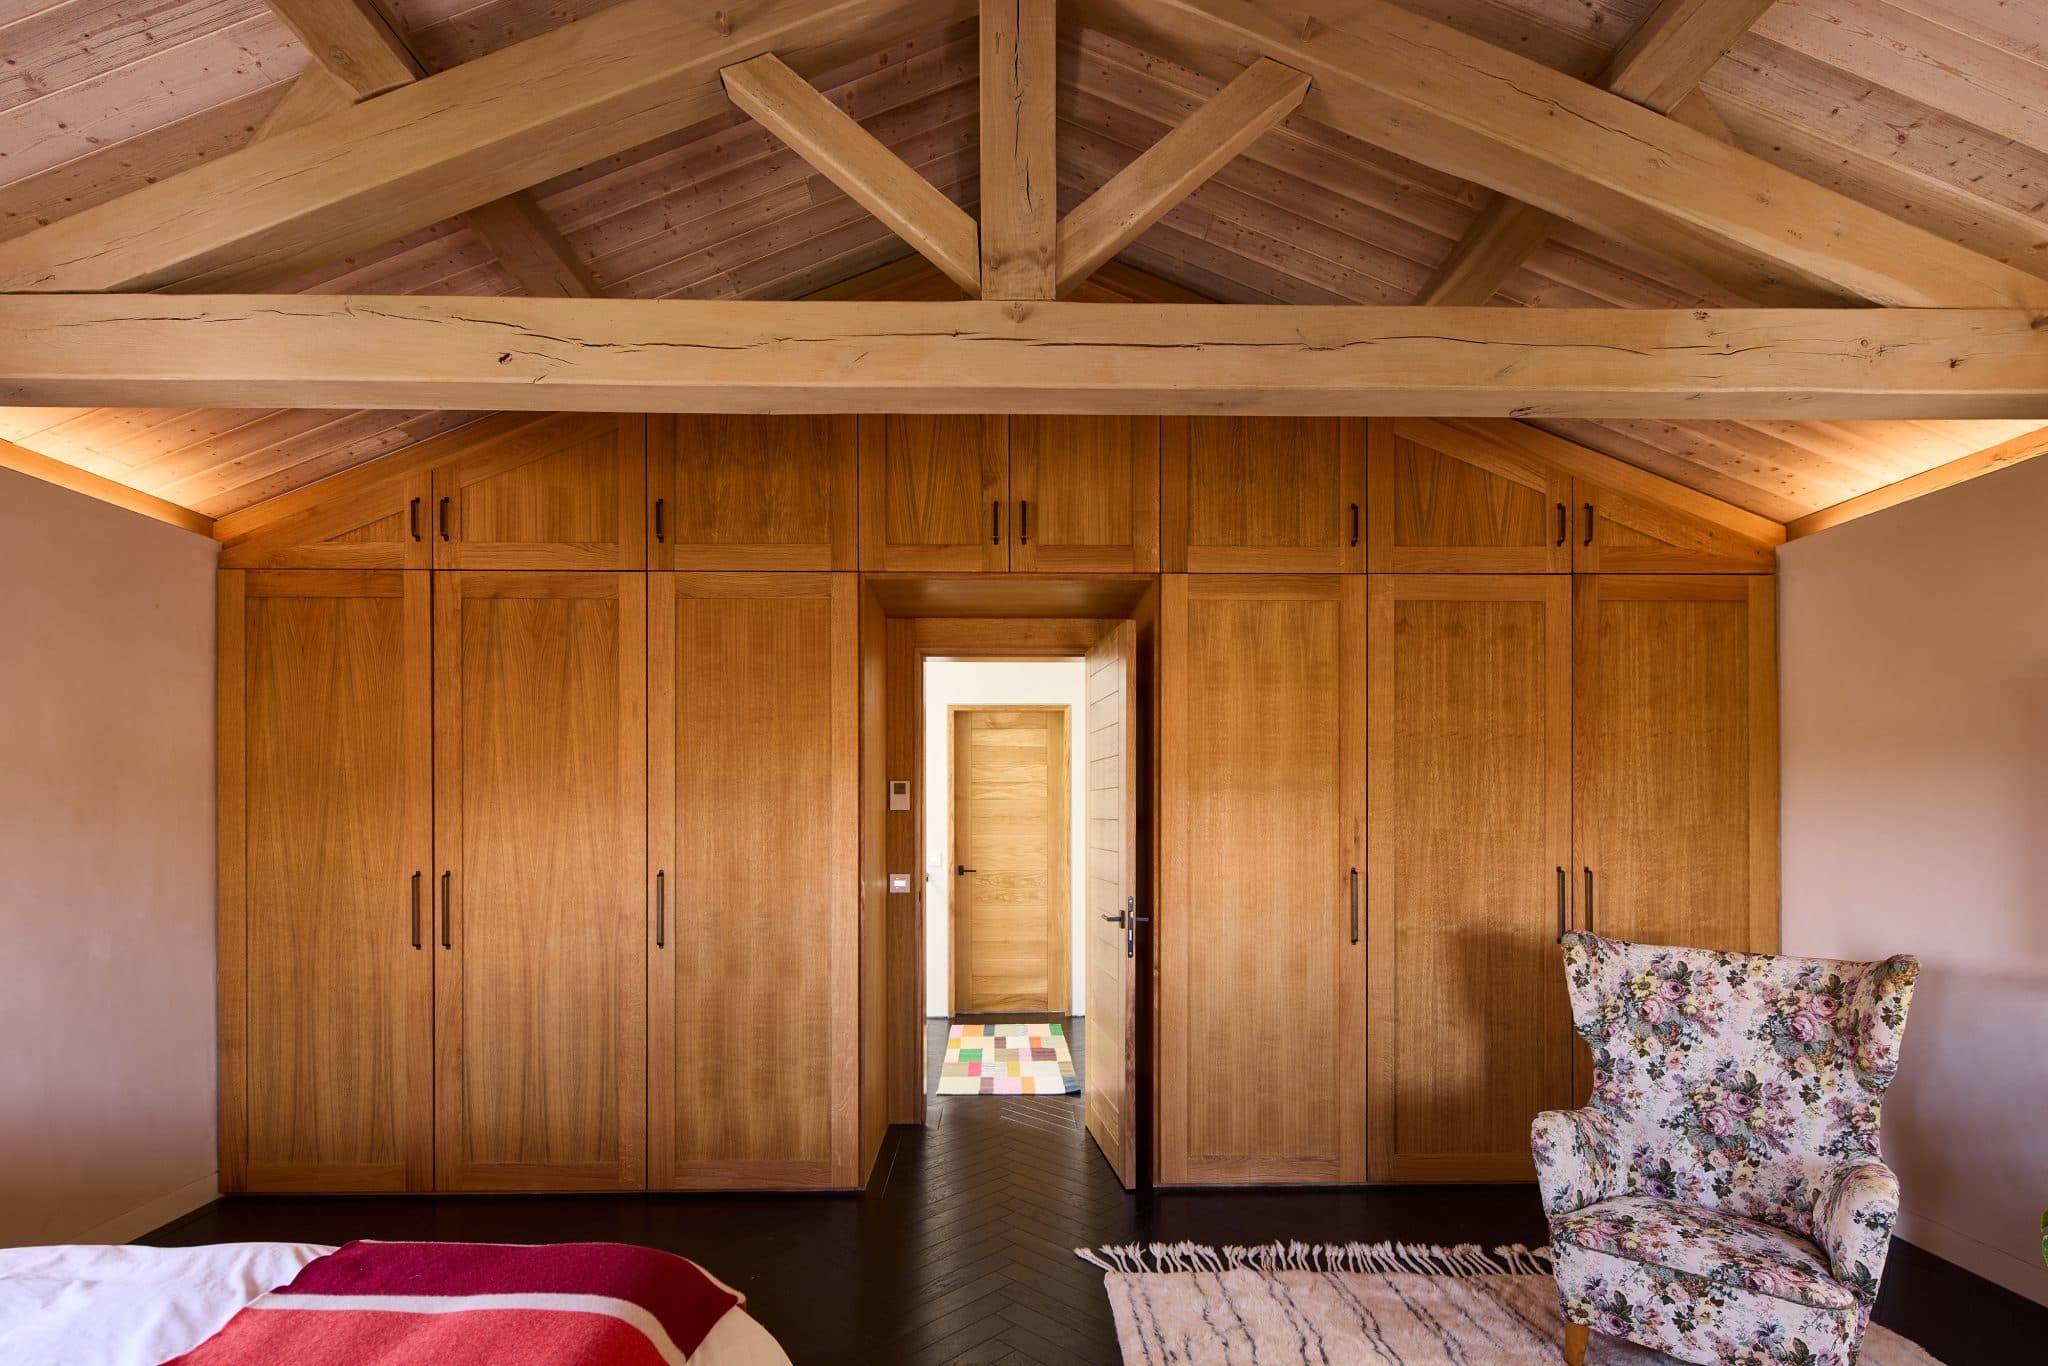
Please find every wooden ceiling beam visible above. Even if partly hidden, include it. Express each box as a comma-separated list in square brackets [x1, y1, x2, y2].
[0, 436, 215, 537]
[1785, 426, 2048, 539]
[1421, 0, 1780, 306]
[2, 296, 2042, 420]
[0, 0, 973, 294]
[1056, 56, 1306, 295]
[978, 0, 1059, 299]
[252, 66, 359, 144]
[265, 0, 418, 99]
[722, 53, 981, 295]
[1075, 0, 2048, 308]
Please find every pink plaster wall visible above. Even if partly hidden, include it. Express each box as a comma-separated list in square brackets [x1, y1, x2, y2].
[1778, 454, 2048, 1305]
[0, 467, 220, 1245]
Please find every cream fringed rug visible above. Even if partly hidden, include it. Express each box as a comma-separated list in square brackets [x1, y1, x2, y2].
[1076, 1242, 1942, 1365]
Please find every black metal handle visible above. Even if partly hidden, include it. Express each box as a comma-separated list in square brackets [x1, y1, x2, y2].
[1556, 866, 1567, 939]
[439, 871, 452, 949]
[1555, 502, 1567, 548]
[956, 864, 976, 876]
[1349, 867, 1360, 944]
[1584, 867, 1595, 935]
[654, 498, 666, 544]
[991, 500, 1001, 545]
[439, 496, 451, 541]
[655, 869, 666, 948]
[1583, 502, 1594, 547]
[1019, 499, 1029, 545]
[410, 497, 422, 542]
[411, 871, 422, 949]
[1349, 502, 1360, 547]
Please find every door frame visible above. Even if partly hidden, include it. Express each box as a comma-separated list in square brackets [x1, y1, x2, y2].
[945, 703, 1073, 1017]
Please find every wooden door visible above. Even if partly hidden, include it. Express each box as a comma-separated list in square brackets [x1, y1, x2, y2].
[1575, 576, 1778, 955]
[1083, 621, 1140, 1188]
[1162, 418, 1365, 572]
[649, 415, 857, 570]
[218, 570, 433, 1193]
[1159, 575, 1366, 1184]
[1366, 576, 1573, 1182]
[950, 708, 1071, 1014]
[431, 413, 645, 570]
[1576, 480, 1775, 573]
[1010, 416, 1160, 572]
[859, 415, 1008, 571]
[649, 573, 860, 1190]
[1366, 419, 1572, 573]
[218, 473, 433, 570]
[433, 571, 646, 1191]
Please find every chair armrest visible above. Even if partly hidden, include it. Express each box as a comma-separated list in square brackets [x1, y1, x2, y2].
[1813, 1158, 1901, 1303]
[1531, 1108, 1623, 1217]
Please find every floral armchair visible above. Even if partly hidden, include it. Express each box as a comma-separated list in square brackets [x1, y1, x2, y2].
[1533, 932, 1919, 1366]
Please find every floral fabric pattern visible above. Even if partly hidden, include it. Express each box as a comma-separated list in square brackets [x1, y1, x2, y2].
[1534, 933, 1918, 1364]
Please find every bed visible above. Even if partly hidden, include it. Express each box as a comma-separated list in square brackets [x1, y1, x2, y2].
[0, 1240, 793, 1365]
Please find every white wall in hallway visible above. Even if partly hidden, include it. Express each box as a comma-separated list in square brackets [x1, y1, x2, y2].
[923, 659, 1089, 1018]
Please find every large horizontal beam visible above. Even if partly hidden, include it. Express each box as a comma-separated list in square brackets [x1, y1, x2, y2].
[0, 0, 970, 293]
[1076, 0, 2048, 309]
[0, 297, 2042, 419]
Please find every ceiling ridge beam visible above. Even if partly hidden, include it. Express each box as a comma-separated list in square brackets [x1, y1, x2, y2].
[978, 0, 1058, 299]
[1056, 56, 1307, 295]
[722, 52, 981, 294]
[1785, 426, 2048, 539]
[1073, 0, 2048, 308]
[3, 296, 2042, 420]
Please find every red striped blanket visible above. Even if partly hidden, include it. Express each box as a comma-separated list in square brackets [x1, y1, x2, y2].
[162, 1241, 746, 1365]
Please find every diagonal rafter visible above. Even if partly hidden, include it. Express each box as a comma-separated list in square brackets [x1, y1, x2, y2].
[1420, 0, 1781, 305]
[1055, 56, 1307, 295]
[722, 53, 982, 295]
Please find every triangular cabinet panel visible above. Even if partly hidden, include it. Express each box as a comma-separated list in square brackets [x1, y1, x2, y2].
[1366, 418, 1572, 573]
[1575, 480, 1775, 573]
[218, 472, 433, 569]
[431, 413, 646, 570]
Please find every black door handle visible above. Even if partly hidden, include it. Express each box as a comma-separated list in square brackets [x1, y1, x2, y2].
[1556, 866, 1568, 939]
[991, 500, 1001, 545]
[411, 871, 422, 949]
[956, 864, 976, 876]
[1555, 502, 1567, 548]
[438, 496, 451, 541]
[655, 869, 666, 949]
[409, 497, 422, 542]
[1583, 502, 1595, 547]
[1349, 502, 1360, 547]
[1350, 867, 1360, 944]
[1584, 867, 1595, 935]
[1019, 499, 1029, 545]
[439, 871, 452, 949]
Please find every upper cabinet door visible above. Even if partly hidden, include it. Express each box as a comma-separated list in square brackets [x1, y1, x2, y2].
[650, 415, 857, 571]
[431, 414, 646, 570]
[1576, 479, 1776, 573]
[1366, 419, 1572, 573]
[1010, 416, 1160, 573]
[1163, 417, 1365, 572]
[218, 473, 434, 570]
[859, 415, 1008, 572]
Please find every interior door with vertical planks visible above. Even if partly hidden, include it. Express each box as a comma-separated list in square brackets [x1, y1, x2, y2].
[1574, 575, 1779, 956]
[1365, 575, 1573, 1182]
[218, 570, 432, 1193]
[1083, 621, 1140, 1188]
[1010, 416, 1161, 572]
[649, 573, 860, 1189]
[1159, 575, 1366, 1184]
[433, 571, 647, 1191]
[951, 708, 1071, 1015]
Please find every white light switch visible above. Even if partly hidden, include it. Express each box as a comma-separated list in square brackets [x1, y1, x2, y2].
[888, 873, 913, 894]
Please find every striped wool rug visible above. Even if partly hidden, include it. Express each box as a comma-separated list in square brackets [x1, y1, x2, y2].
[1077, 1242, 1941, 1365]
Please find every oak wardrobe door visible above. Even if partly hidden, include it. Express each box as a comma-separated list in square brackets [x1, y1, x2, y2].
[1009, 416, 1160, 572]
[649, 574, 860, 1189]
[1365, 575, 1573, 1182]
[1162, 418, 1365, 572]
[1159, 575, 1366, 1184]
[433, 571, 647, 1191]
[218, 570, 432, 1193]
[1574, 575, 1778, 955]
[858, 415, 1008, 571]
[649, 414, 857, 570]
[1365, 419, 1572, 573]
[431, 413, 646, 570]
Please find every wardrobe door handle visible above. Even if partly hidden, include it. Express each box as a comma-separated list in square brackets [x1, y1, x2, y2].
[1555, 502, 1567, 548]
[654, 498, 666, 544]
[991, 500, 1002, 545]
[438, 497, 451, 541]
[1349, 502, 1360, 547]
[1556, 866, 1567, 939]
[655, 870, 666, 949]
[411, 871, 422, 949]
[1583, 867, 1595, 936]
[409, 497, 422, 543]
[1349, 867, 1360, 945]
[439, 871, 452, 949]
[1018, 499, 1029, 545]
[1583, 502, 1594, 547]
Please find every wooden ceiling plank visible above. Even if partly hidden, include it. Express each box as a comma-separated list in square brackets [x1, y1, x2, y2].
[978, 0, 1058, 298]
[3, 295, 2043, 420]
[0, 0, 975, 293]
[1074, 0, 2048, 308]
[721, 51, 981, 294]
[265, 0, 420, 99]
[1419, 0, 1780, 305]
[1055, 56, 1306, 294]
[0, 435, 215, 536]
[1786, 425, 2048, 538]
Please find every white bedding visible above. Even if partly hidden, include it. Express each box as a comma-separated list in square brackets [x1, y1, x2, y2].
[0, 1241, 792, 1365]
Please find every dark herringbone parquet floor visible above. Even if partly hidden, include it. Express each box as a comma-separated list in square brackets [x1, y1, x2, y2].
[146, 1015, 2041, 1365]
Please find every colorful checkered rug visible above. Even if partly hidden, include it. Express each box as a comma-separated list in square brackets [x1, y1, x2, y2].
[938, 1022, 1080, 1095]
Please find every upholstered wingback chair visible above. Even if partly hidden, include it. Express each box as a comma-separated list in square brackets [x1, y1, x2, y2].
[1534, 932, 1919, 1366]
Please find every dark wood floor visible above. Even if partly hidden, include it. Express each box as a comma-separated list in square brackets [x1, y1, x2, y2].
[147, 1015, 2042, 1364]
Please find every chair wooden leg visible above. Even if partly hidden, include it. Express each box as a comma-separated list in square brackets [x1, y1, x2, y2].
[1562, 1321, 1590, 1365]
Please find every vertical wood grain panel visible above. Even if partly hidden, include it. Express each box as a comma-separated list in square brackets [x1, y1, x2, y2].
[1083, 619, 1139, 1188]
[431, 414, 645, 571]
[1163, 418, 1365, 572]
[1010, 416, 1160, 572]
[859, 415, 1009, 571]
[950, 707, 1069, 1014]
[650, 414, 857, 570]
[1365, 418, 1573, 573]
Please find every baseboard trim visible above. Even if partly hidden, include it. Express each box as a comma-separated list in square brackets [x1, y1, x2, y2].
[1897, 1211, 2048, 1308]
[72, 1173, 221, 1245]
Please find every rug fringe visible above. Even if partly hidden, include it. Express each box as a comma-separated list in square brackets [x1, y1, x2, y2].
[1075, 1240, 1553, 1277]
